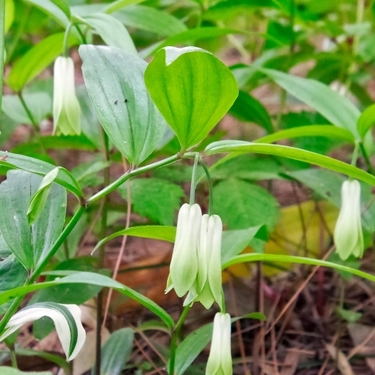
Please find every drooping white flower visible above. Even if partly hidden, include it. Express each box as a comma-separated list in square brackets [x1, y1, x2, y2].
[0, 302, 86, 361]
[206, 313, 232, 375]
[53, 56, 81, 135]
[185, 214, 223, 309]
[334, 179, 364, 260]
[166, 203, 202, 297]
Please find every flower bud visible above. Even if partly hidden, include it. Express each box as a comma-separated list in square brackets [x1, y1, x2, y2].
[206, 313, 232, 375]
[185, 214, 223, 309]
[53, 56, 81, 135]
[334, 179, 364, 260]
[166, 203, 202, 297]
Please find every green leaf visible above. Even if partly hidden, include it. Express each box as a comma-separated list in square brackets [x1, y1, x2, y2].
[204, 141, 375, 187]
[0, 253, 28, 293]
[209, 154, 281, 181]
[260, 68, 360, 138]
[335, 307, 362, 323]
[93, 225, 176, 254]
[27, 167, 60, 225]
[2, 93, 52, 126]
[229, 90, 273, 133]
[255, 125, 355, 144]
[0, 151, 83, 199]
[144, 46, 238, 151]
[83, 13, 137, 54]
[0, 272, 174, 329]
[119, 178, 184, 225]
[79, 45, 166, 165]
[5, 0, 15, 34]
[213, 178, 279, 231]
[222, 253, 375, 285]
[51, 0, 71, 19]
[221, 226, 261, 264]
[113, 4, 187, 36]
[102, 0, 145, 13]
[0, 171, 66, 270]
[25, 0, 70, 26]
[101, 328, 134, 375]
[144, 27, 245, 56]
[173, 322, 213, 375]
[7, 33, 79, 92]
[31, 258, 103, 306]
[0, 368, 52, 375]
[357, 103, 375, 139]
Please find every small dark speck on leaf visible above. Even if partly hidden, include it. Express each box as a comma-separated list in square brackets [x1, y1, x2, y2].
[114, 100, 118, 105]
[326, 191, 331, 196]
[124, 99, 128, 103]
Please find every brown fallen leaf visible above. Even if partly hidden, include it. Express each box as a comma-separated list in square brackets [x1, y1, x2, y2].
[326, 343, 354, 375]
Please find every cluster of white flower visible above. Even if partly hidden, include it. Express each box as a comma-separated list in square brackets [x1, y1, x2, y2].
[166, 203, 223, 309]
[167, 203, 232, 375]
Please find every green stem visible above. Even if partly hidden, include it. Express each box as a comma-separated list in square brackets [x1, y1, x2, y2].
[189, 153, 199, 205]
[73, 24, 86, 44]
[350, 141, 360, 167]
[17, 92, 46, 153]
[199, 159, 213, 215]
[0, 205, 86, 333]
[0, 0, 4, 112]
[86, 154, 187, 205]
[63, 23, 73, 57]
[359, 142, 375, 175]
[94, 130, 111, 375]
[9, 344, 18, 368]
[168, 305, 191, 375]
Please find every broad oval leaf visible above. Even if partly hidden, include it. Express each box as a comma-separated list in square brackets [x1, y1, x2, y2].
[79, 45, 166, 165]
[0, 171, 66, 270]
[144, 46, 238, 151]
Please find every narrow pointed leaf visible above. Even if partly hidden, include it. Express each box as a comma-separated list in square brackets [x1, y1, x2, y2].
[255, 125, 355, 144]
[93, 225, 176, 254]
[144, 46, 238, 151]
[83, 13, 137, 54]
[357, 103, 375, 139]
[7, 32, 79, 92]
[27, 167, 60, 225]
[205, 141, 375, 187]
[79, 45, 166, 165]
[101, 328, 134, 375]
[0, 272, 174, 329]
[260, 68, 360, 138]
[0, 151, 83, 199]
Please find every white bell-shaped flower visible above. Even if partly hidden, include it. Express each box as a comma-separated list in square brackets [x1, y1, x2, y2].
[166, 203, 202, 297]
[53, 56, 81, 135]
[185, 214, 223, 309]
[206, 313, 232, 375]
[334, 179, 364, 260]
[0, 302, 86, 361]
